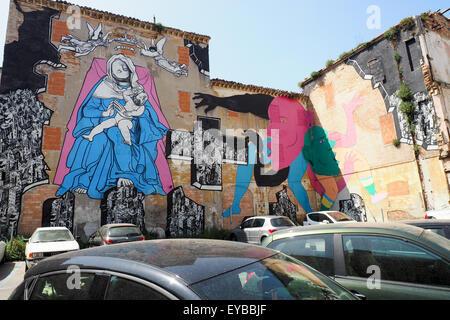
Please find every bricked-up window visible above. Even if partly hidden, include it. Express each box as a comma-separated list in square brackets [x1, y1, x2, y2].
[367, 58, 385, 84]
[405, 38, 420, 72]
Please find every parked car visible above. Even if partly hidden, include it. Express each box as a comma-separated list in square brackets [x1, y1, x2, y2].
[262, 223, 450, 300]
[401, 219, 450, 240]
[303, 211, 356, 226]
[25, 227, 79, 271]
[9, 239, 358, 300]
[426, 209, 450, 220]
[230, 216, 297, 245]
[88, 224, 145, 247]
[0, 240, 6, 264]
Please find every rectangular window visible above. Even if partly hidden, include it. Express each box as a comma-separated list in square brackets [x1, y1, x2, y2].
[405, 38, 419, 72]
[342, 235, 450, 287]
[267, 234, 335, 276]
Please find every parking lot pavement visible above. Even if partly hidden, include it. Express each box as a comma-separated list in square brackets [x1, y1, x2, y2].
[0, 262, 25, 300]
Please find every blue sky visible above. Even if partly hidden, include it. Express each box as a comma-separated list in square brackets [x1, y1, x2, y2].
[0, 0, 448, 92]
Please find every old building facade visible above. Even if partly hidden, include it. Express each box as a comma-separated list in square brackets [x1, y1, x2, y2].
[0, 1, 448, 241]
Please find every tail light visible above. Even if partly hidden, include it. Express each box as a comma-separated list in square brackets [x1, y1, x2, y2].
[425, 214, 429, 220]
[268, 229, 278, 234]
[103, 238, 113, 245]
[141, 236, 146, 241]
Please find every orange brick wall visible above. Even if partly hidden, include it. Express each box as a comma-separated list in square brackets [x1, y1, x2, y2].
[178, 46, 190, 66]
[51, 20, 70, 43]
[47, 72, 66, 96]
[178, 91, 191, 112]
[43, 127, 63, 151]
[19, 186, 60, 235]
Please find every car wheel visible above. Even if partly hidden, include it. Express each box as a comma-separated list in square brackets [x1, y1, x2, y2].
[260, 236, 267, 244]
[230, 234, 237, 241]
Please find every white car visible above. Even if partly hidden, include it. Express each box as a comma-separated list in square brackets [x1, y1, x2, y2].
[303, 211, 357, 226]
[25, 227, 79, 271]
[0, 240, 6, 264]
[426, 209, 450, 220]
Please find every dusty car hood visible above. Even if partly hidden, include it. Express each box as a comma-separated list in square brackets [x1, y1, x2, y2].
[26, 241, 80, 254]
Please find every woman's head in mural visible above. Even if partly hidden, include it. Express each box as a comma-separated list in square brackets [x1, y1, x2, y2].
[106, 54, 140, 88]
[302, 127, 340, 176]
[267, 97, 314, 171]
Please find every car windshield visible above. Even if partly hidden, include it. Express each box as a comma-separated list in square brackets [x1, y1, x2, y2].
[31, 230, 73, 243]
[271, 218, 295, 227]
[108, 226, 142, 238]
[190, 253, 356, 300]
[327, 211, 353, 222]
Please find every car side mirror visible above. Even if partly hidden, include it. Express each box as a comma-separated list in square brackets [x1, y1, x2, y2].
[322, 220, 330, 224]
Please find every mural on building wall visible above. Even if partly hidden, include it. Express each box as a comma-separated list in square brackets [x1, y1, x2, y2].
[269, 186, 298, 224]
[339, 193, 368, 222]
[100, 185, 146, 232]
[138, 38, 188, 77]
[304, 93, 387, 211]
[195, 92, 387, 221]
[58, 22, 112, 57]
[0, 0, 65, 94]
[42, 192, 75, 232]
[166, 116, 249, 191]
[194, 93, 323, 218]
[166, 186, 205, 237]
[0, 89, 53, 236]
[184, 40, 209, 76]
[55, 55, 173, 199]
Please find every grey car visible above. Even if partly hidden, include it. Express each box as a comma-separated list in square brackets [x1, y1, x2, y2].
[230, 216, 296, 245]
[401, 219, 450, 240]
[88, 224, 145, 247]
[9, 239, 358, 300]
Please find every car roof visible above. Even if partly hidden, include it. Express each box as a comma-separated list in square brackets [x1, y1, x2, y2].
[248, 216, 290, 219]
[33, 227, 70, 232]
[25, 239, 277, 285]
[400, 219, 450, 226]
[268, 222, 450, 255]
[102, 224, 138, 228]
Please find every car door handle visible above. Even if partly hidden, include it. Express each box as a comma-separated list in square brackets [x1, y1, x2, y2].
[350, 290, 366, 300]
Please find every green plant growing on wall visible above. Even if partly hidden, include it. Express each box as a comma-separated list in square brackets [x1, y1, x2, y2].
[326, 60, 335, 68]
[392, 139, 401, 148]
[310, 71, 321, 80]
[399, 17, 416, 31]
[384, 26, 400, 41]
[420, 13, 430, 23]
[154, 22, 165, 34]
[394, 51, 401, 63]
[398, 82, 414, 101]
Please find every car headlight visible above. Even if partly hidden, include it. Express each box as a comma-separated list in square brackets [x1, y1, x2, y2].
[29, 252, 44, 259]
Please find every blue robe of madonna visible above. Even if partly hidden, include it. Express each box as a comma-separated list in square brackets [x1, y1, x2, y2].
[56, 77, 168, 199]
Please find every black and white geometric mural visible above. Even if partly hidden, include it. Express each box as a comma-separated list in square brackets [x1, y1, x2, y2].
[166, 116, 249, 191]
[0, 89, 53, 237]
[269, 185, 298, 225]
[42, 192, 75, 232]
[184, 40, 210, 77]
[166, 186, 205, 237]
[339, 193, 368, 222]
[100, 186, 146, 233]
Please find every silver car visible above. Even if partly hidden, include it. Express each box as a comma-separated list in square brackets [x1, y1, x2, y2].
[230, 216, 296, 245]
[303, 211, 356, 226]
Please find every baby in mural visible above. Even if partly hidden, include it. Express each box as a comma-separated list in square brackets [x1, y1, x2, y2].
[83, 86, 148, 145]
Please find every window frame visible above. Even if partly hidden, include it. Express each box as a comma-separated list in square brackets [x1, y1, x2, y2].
[337, 232, 450, 290]
[25, 269, 181, 300]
